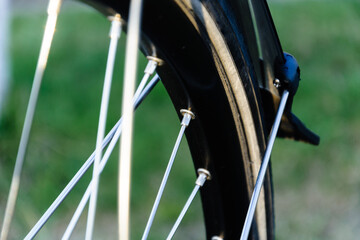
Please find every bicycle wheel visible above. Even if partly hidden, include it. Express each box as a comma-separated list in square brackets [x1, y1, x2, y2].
[3, 0, 274, 239]
[85, 0, 274, 239]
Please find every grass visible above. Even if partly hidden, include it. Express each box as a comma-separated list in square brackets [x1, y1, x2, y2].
[269, 1, 360, 239]
[0, 0, 359, 239]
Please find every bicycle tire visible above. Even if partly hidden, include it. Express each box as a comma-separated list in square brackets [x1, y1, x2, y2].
[82, 0, 276, 239]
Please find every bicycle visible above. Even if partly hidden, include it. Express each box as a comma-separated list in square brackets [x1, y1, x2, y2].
[1, 0, 319, 239]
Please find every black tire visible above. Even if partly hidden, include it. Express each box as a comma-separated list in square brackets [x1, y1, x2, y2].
[87, 0, 274, 239]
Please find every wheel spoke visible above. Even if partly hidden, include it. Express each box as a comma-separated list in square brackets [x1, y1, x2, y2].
[142, 109, 195, 240]
[86, 14, 122, 240]
[166, 169, 211, 240]
[240, 90, 289, 240]
[0, 1, 62, 239]
[62, 71, 161, 239]
[62, 184, 91, 240]
[118, 0, 144, 239]
[24, 75, 160, 240]
[24, 122, 119, 240]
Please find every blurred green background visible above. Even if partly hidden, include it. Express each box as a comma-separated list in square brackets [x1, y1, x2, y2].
[0, 0, 359, 239]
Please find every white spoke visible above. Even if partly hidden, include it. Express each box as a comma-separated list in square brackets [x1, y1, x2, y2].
[61, 122, 121, 240]
[62, 184, 91, 240]
[118, 0, 143, 239]
[86, 14, 122, 240]
[166, 169, 211, 240]
[240, 90, 289, 240]
[0, 1, 62, 240]
[62, 75, 161, 240]
[24, 75, 160, 240]
[142, 109, 195, 240]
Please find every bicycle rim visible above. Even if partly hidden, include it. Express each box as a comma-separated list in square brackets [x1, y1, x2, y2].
[88, 0, 274, 238]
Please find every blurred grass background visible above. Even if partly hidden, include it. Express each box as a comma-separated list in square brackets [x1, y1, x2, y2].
[0, 0, 359, 239]
[270, 1, 360, 239]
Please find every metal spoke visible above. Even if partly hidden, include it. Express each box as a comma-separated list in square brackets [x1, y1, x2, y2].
[62, 184, 91, 240]
[62, 73, 161, 240]
[0, 1, 62, 239]
[24, 122, 118, 240]
[142, 109, 195, 240]
[86, 14, 122, 240]
[240, 90, 289, 240]
[118, 0, 143, 239]
[166, 169, 211, 240]
[24, 75, 160, 240]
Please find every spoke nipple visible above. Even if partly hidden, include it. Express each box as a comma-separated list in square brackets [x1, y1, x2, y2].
[180, 109, 195, 127]
[180, 109, 195, 119]
[273, 78, 281, 88]
[196, 168, 211, 187]
[211, 236, 223, 240]
[108, 14, 122, 39]
[146, 56, 164, 66]
[197, 168, 211, 180]
[108, 13, 122, 22]
[145, 56, 163, 75]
